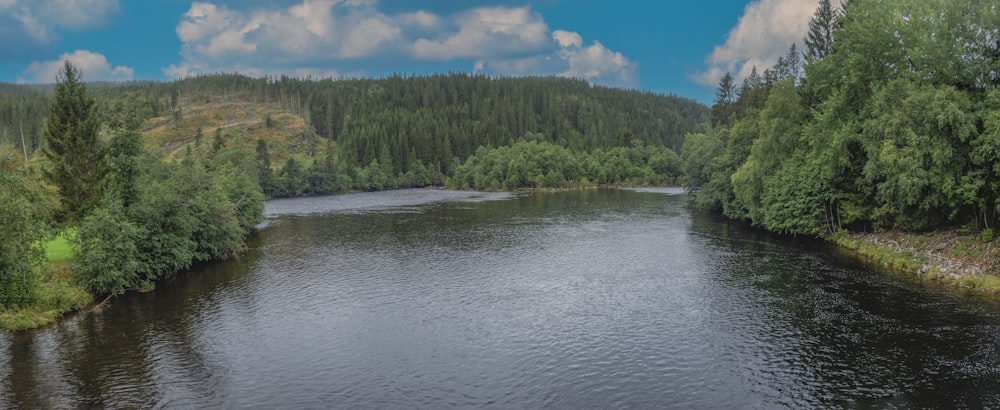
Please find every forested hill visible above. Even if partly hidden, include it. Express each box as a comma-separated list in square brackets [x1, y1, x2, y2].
[1, 73, 707, 196]
[1, 73, 706, 167]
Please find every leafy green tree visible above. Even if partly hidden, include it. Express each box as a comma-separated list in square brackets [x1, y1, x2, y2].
[42, 61, 107, 223]
[860, 79, 974, 230]
[73, 198, 144, 295]
[731, 79, 806, 224]
[679, 133, 724, 190]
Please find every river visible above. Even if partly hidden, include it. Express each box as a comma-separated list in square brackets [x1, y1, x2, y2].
[2, 188, 999, 408]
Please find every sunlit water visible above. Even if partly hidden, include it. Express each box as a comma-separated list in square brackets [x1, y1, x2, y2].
[2, 188, 999, 408]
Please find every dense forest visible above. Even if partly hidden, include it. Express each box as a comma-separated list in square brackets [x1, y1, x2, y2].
[686, 0, 1000, 237]
[1, 73, 706, 197]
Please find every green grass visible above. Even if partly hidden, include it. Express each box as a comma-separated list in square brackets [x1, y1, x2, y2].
[44, 228, 77, 263]
[0, 262, 92, 331]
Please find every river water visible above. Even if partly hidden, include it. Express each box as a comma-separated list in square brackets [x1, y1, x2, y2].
[2, 188, 999, 408]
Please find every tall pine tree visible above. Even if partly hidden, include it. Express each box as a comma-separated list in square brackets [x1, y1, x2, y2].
[711, 72, 736, 128]
[804, 0, 838, 60]
[42, 61, 107, 223]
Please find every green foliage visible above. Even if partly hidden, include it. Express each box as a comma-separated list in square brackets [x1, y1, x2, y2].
[449, 138, 680, 190]
[106, 93, 150, 208]
[72, 139, 264, 295]
[0, 84, 47, 158]
[73, 199, 145, 294]
[679, 133, 724, 190]
[804, 0, 838, 60]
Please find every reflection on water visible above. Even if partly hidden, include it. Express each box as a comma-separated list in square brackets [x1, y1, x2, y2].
[2, 188, 999, 408]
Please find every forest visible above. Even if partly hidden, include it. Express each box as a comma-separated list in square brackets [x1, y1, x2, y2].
[688, 0, 1000, 237]
[2, 72, 706, 197]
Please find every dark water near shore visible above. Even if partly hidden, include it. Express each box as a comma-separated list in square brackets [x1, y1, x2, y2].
[2, 188, 999, 408]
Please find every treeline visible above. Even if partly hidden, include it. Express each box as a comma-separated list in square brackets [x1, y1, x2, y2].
[449, 134, 680, 190]
[687, 0, 1000, 236]
[0, 74, 707, 191]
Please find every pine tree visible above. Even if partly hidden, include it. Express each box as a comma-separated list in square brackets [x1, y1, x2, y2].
[42, 61, 107, 223]
[711, 72, 736, 127]
[804, 0, 838, 60]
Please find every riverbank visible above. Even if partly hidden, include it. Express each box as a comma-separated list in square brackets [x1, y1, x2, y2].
[829, 230, 1000, 295]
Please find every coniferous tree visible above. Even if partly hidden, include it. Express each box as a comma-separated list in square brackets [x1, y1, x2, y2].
[804, 0, 838, 60]
[712, 72, 737, 128]
[42, 61, 107, 223]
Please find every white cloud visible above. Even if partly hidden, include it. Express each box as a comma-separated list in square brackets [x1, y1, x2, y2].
[1, 0, 119, 44]
[694, 0, 818, 86]
[21, 49, 134, 83]
[165, 1, 640, 88]
[170, 0, 416, 75]
[552, 30, 582, 49]
[340, 15, 400, 58]
[556, 35, 637, 87]
[412, 6, 550, 60]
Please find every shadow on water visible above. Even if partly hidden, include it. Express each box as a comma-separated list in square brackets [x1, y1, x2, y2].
[688, 206, 1000, 407]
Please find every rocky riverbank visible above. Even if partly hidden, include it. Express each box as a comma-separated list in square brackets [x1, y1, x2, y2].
[831, 230, 1000, 294]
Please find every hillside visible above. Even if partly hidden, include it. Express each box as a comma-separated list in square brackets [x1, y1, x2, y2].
[142, 92, 311, 165]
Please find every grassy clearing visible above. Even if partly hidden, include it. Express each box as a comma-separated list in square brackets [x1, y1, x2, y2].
[44, 228, 77, 263]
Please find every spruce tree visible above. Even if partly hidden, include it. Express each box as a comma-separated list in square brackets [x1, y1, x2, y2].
[711, 72, 736, 128]
[42, 61, 107, 223]
[804, 0, 837, 60]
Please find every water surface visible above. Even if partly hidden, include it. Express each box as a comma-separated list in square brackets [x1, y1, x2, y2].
[2, 188, 998, 408]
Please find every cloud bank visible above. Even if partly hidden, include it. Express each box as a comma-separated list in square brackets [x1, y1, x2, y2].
[164, 1, 638, 87]
[21, 49, 134, 83]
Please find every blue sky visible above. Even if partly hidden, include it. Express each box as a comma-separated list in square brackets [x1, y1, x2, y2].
[0, 0, 822, 103]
